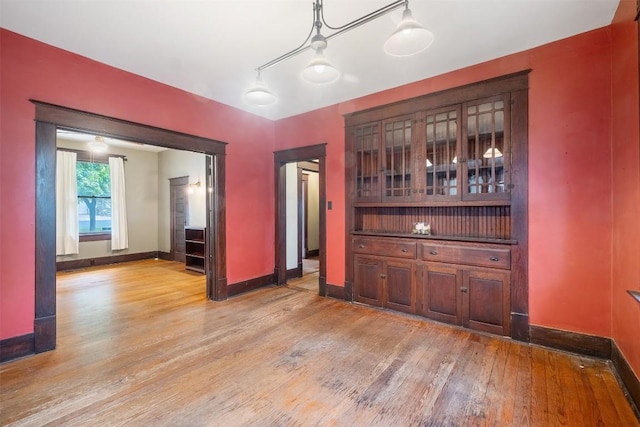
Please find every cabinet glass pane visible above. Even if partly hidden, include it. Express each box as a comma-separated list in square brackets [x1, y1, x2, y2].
[467, 100, 506, 194]
[425, 110, 458, 196]
[355, 124, 380, 199]
[384, 119, 412, 198]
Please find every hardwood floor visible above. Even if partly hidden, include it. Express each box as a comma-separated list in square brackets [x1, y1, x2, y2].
[1, 259, 638, 426]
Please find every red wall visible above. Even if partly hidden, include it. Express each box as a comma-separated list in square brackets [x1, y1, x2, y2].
[3, 10, 638, 379]
[276, 28, 615, 338]
[611, 0, 640, 381]
[0, 29, 276, 339]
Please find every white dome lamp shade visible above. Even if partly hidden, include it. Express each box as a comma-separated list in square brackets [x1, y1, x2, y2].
[244, 73, 277, 106]
[483, 147, 503, 158]
[301, 48, 340, 84]
[301, 32, 340, 84]
[88, 136, 108, 153]
[384, 5, 434, 57]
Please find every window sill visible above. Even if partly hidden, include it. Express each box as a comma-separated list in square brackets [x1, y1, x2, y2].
[79, 233, 111, 242]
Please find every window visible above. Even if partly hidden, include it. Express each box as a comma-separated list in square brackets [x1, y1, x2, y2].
[77, 160, 111, 240]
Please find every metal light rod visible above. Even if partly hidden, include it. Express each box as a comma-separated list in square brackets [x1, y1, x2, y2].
[255, 0, 407, 73]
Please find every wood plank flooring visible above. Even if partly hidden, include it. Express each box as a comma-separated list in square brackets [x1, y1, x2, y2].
[1, 259, 638, 426]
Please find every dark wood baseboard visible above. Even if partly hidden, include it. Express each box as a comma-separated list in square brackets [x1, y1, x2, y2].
[56, 251, 159, 271]
[0, 333, 34, 364]
[227, 274, 275, 298]
[34, 315, 56, 353]
[511, 312, 529, 342]
[529, 325, 612, 359]
[157, 251, 172, 261]
[326, 283, 345, 300]
[344, 281, 354, 302]
[286, 267, 302, 281]
[612, 341, 640, 418]
[306, 249, 320, 258]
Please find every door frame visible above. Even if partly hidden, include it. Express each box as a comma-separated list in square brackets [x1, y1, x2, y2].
[33, 100, 227, 354]
[169, 176, 190, 262]
[274, 144, 327, 294]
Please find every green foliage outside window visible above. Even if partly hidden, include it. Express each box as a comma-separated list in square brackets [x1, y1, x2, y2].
[77, 161, 111, 233]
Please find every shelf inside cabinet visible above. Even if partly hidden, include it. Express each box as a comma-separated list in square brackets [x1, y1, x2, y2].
[351, 230, 517, 245]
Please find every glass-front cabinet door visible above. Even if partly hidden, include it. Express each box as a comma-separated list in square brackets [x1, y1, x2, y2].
[353, 122, 381, 202]
[463, 95, 511, 201]
[382, 115, 415, 202]
[423, 106, 461, 200]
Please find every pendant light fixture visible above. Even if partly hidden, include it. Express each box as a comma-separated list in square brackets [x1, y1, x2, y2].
[88, 136, 108, 153]
[384, 4, 434, 56]
[244, 0, 433, 106]
[244, 72, 276, 106]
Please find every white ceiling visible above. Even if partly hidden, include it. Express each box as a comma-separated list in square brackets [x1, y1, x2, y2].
[1, 0, 620, 121]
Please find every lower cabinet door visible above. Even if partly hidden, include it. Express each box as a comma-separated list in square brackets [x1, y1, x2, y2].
[354, 256, 383, 307]
[383, 260, 415, 314]
[463, 269, 511, 336]
[418, 263, 463, 326]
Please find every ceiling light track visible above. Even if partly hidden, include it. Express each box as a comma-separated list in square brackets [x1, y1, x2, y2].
[244, 0, 433, 106]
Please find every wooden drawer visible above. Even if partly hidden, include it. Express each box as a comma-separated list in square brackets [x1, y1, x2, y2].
[353, 237, 417, 259]
[421, 243, 510, 270]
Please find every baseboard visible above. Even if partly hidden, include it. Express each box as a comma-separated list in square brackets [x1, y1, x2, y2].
[227, 274, 275, 297]
[56, 251, 159, 271]
[326, 283, 345, 300]
[344, 281, 354, 302]
[0, 333, 34, 363]
[612, 341, 640, 418]
[286, 267, 302, 280]
[157, 251, 172, 261]
[529, 325, 612, 359]
[510, 312, 529, 342]
[306, 249, 320, 258]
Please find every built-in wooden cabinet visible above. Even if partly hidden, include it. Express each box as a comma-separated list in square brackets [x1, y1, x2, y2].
[345, 72, 529, 340]
[417, 240, 511, 336]
[185, 226, 206, 274]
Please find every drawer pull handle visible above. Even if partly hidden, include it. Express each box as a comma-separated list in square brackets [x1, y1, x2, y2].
[489, 256, 499, 262]
[460, 287, 468, 293]
[359, 245, 365, 249]
[430, 250, 438, 255]
[401, 248, 408, 252]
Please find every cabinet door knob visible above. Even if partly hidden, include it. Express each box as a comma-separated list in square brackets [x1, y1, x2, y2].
[489, 256, 499, 261]
[359, 245, 365, 249]
[380, 274, 387, 279]
[429, 250, 438, 255]
[401, 248, 408, 252]
[460, 287, 468, 293]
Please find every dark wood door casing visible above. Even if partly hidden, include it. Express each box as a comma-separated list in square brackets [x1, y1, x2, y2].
[274, 144, 327, 294]
[33, 100, 227, 354]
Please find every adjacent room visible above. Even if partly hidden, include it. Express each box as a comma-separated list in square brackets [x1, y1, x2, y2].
[1, 0, 639, 424]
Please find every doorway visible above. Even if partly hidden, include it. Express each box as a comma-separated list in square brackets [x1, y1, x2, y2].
[34, 101, 227, 354]
[274, 144, 326, 296]
[169, 176, 190, 262]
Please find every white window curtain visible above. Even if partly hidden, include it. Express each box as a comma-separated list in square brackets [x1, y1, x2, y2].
[109, 157, 129, 250]
[56, 150, 79, 255]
